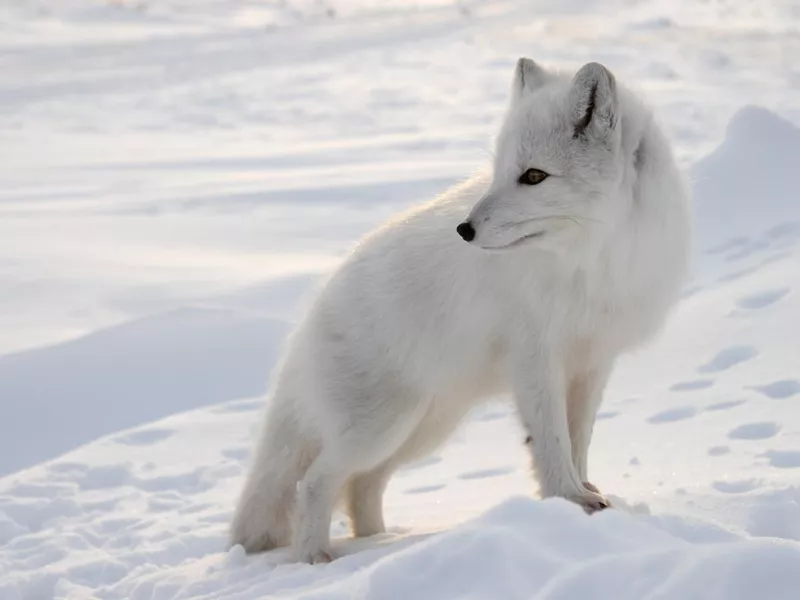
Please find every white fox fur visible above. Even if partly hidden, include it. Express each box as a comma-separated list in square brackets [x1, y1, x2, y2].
[230, 59, 691, 563]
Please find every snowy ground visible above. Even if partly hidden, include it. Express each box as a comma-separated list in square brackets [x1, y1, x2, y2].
[2, 0, 800, 598]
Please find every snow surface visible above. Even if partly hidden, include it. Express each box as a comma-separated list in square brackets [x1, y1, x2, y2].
[2, 0, 800, 598]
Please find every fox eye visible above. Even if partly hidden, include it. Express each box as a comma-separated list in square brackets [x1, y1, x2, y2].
[518, 168, 549, 185]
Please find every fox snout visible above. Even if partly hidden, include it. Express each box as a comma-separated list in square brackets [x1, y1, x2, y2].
[456, 221, 476, 242]
[459, 191, 499, 245]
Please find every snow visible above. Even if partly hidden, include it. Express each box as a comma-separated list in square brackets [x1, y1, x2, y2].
[2, 0, 800, 598]
[0, 308, 289, 475]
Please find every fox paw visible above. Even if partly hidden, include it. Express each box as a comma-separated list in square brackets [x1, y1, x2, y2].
[296, 548, 334, 565]
[570, 490, 611, 514]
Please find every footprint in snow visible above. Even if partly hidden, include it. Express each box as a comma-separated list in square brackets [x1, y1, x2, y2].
[596, 410, 620, 420]
[761, 450, 800, 468]
[728, 422, 780, 440]
[458, 467, 515, 480]
[713, 479, 760, 494]
[705, 399, 746, 412]
[113, 428, 174, 446]
[764, 221, 800, 243]
[750, 380, 800, 399]
[697, 346, 758, 374]
[647, 406, 697, 423]
[404, 484, 446, 495]
[736, 288, 789, 310]
[670, 379, 714, 392]
[708, 446, 730, 456]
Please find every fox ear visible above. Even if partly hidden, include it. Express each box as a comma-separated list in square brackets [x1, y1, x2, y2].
[511, 57, 549, 103]
[569, 62, 618, 139]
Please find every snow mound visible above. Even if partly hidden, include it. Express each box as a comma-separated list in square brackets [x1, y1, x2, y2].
[0, 307, 287, 476]
[312, 498, 800, 600]
[690, 106, 800, 288]
[3, 473, 800, 600]
[693, 106, 800, 252]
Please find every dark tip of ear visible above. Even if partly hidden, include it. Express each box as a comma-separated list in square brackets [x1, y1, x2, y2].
[516, 57, 532, 86]
[572, 80, 598, 139]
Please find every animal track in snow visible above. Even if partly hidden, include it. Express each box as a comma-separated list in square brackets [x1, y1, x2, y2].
[705, 399, 746, 412]
[597, 410, 620, 420]
[697, 346, 758, 374]
[670, 379, 714, 392]
[764, 221, 800, 243]
[404, 484, 446, 495]
[647, 406, 697, 423]
[708, 446, 730, 456]
[457, 467, 515, 480]
[750, 380, 800, 399]
[114, 428, 174, 446]
[728, 422, 780, 440]
[736, 288, 789, 310]
[762, 450, 800, 468]
[713, 479, 760, 494]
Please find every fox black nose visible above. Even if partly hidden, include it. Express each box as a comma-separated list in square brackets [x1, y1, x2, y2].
[457, 221, 475, 242]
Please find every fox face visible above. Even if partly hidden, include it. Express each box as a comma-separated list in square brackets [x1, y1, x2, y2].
[459, 59, 625, 253]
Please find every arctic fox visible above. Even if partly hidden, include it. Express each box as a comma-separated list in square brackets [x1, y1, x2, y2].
[230, 59, 691, 563]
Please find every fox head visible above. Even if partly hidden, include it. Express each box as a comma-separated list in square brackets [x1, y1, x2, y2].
[458, 59, 627, 253]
